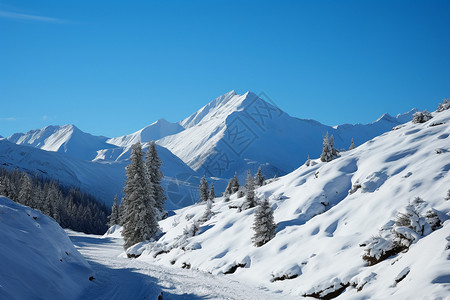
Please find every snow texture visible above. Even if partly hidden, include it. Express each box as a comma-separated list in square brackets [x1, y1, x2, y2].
[134, 107, 450, 299]
[0, 197, 92, 300]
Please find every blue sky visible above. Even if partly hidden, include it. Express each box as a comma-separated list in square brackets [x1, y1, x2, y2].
[1, 0, 449, 138]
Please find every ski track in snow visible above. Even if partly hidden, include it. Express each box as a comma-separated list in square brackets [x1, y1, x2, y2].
[68, 231, 289, 300]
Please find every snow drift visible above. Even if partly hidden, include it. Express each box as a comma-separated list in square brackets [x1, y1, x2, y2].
[0, 197, 92, 300]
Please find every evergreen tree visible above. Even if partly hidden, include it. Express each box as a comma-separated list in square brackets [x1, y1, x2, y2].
[252, 198, 276, 247]
[242, 170, 257, 210]
[209, 182, 215, 201]
[122, 142, 159, 249]
[199, 176, 209, 202]
[349, 138, 355, 150]
[18, 173, 33, 207]
[231, 172, 240, 194]
[320, 132, 339, 162]
[108, 195, 120, 227]
[145, 141, 166, 219]
[254, 166, 265, 186]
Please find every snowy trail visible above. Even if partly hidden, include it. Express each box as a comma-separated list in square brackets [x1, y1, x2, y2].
[68, 231, 289, 300]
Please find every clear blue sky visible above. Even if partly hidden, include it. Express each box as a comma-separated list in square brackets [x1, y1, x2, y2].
[1, 0, 449, 138]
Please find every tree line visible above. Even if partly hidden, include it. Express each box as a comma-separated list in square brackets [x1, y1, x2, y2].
[0, 167, 108, 234]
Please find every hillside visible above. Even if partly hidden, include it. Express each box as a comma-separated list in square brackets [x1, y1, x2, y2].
[134, 106, 450, 299]
[0, 197, 92, 299]
[0, 140, 199, 209]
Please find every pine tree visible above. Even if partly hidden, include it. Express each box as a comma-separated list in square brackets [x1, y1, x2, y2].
[209, 182, 215, 201]
[320, 132, 338, 162]
[18, 173, 33, 207]
[349, 138, 355, 150]
[122, 142, 159, 249]
[242, 170, 257, 210]
[254, 166, 265, 186]
[108, 195, 120, 227]
[252, 198, 276, 247]
[232, 172, 240, 194]
[199, 176, 209, 202]
[145, 141, 166, 219]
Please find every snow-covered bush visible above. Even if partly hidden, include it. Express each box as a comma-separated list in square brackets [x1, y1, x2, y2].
[200, 199, 214, 222]
[412, 110, 433, 123]
[362, 198, 441, 265]
[437, 98, 450, 112]
[183, 221, 200, 238]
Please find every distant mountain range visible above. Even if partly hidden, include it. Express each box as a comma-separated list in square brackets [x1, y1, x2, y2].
[1, 91, 417, 207]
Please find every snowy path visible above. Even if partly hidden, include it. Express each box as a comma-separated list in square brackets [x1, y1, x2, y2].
[68, 231, 289, 300]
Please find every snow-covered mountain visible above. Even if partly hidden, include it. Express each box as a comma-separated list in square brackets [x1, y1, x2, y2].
[4, 91, 417, 207]
[107, 118, 184, 148]
[0, 197, 92, 299]
[0, 139, 199, 209]
[7, 124, 115, 161]
[135, 106, 450, 299]
[157, 91, 417, 179]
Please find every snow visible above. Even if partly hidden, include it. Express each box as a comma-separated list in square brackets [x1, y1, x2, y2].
[158, 91, 416, 179]
[0, 197, 92, 300]
[133, 107, 450, 299]
[107, 118, 184, 148]
[68, 228, 293, 299]
[4, 91, 416, 209]
[0, 139, 201, 209]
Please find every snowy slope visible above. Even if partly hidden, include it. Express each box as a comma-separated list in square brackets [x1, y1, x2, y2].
[107, 118, 184, 148]
[7, 124, 115, 161]
[137, 107, 450, 299]
[157, 91, 415, 179]
[0, 197, 92, 300]
[0, 139, 199, 209]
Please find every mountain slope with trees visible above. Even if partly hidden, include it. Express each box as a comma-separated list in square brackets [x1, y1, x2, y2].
[133, 103, 450, 299]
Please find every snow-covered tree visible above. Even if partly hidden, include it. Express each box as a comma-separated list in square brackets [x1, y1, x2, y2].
[437, 99, 450, 112]
[412, 110, 433, 123]
[224, 172, 240, 195]
[201, 199, 214, 222]
[252, 198, 276, 247]
[18, 173, 33, 207]
[242, 170, 257, 210]
[348, 138, 355, 150]
[108, 195, 120, 227]
[122, 142, 159, 249]
[145, 141, 166, 219]
[199, 176, 209, 203]
[209, 182, 215, 201]
[320, 132, 339, 162]
[254, 166, 265, 186]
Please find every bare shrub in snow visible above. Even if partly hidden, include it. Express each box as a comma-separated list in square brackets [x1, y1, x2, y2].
[437, 98, 450, 112]
[412, 110, 433, 123]
[348, 138, 355, 150]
